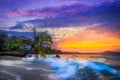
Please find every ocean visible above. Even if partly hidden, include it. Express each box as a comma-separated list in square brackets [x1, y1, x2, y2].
[0, 53, 120, 80]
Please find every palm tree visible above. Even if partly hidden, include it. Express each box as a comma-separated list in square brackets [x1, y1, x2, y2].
[27, 28, 53, 58]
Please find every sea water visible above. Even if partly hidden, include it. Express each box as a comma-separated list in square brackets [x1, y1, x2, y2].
[25, 55, 120, 80]
[0, 55, 120, 80]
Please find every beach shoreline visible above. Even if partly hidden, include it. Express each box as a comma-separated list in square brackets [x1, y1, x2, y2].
[0, 56, 57, 80]
[0, 53, 120, 80]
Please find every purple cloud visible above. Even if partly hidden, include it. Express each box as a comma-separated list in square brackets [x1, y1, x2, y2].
[5, 4, 88, 19]
[9, 0, 120, 41]
[0, 0, 120, 33]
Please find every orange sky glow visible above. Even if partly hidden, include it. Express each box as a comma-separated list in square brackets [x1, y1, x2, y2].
[55, 29, 120, 53]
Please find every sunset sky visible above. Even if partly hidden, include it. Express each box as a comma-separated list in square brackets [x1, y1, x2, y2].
[0, 0, 120, 52]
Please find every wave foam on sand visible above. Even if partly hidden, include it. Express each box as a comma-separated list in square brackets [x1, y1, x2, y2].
[0, 55, 120, 80]
[23, 55, 120, 80]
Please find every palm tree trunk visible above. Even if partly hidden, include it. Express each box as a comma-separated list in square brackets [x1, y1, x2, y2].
[33, 28, 38, 58]
[36, 53, 39, 58]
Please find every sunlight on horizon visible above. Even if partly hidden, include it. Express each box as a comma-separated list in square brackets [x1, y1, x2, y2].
[56, 29, 120, 53]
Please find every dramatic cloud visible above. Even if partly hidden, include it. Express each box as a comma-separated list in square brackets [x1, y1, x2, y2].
[9, 1, 120, 29]
[0, 0, 120, 52]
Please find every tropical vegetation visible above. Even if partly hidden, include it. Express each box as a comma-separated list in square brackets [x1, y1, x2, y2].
[26, 28, 53, 58]
[0, 28, 53, 58]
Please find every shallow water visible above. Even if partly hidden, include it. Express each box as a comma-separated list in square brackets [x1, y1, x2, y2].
[0, 54, 120, 80]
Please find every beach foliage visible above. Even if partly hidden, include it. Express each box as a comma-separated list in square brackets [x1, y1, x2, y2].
[0, 31, 8, 52]
[26, 28, 53, 58]
[0, 29, 53, 58]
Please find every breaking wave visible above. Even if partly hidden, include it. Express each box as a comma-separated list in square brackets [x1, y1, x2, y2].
[25, 55, 120, 80]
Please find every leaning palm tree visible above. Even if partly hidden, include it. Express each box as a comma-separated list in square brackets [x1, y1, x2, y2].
[27, 28, 53, 58]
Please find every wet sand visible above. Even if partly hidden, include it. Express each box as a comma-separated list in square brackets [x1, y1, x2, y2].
[0, 56, 57, 80]
[0, 54, 120, 80]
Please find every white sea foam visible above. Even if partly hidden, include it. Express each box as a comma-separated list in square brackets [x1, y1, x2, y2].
[1, 55, 120, 80]
[0, 59, 53, 72]
[23, 55, 78, 79]
[22, 56, 36, 61]
[22, 55, 120, 79]
[0, 60, 24, 66]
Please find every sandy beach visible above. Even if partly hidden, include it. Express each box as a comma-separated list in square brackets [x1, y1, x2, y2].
[0, 56, 57, 80]
[0, 54, 120, 80]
